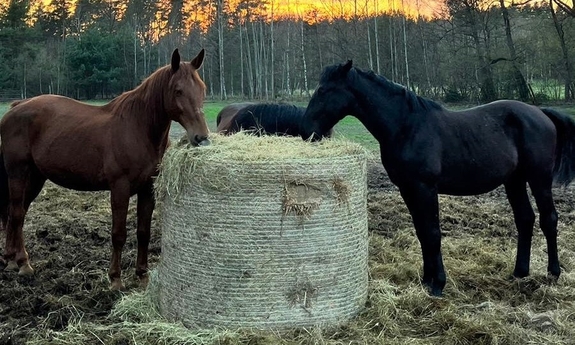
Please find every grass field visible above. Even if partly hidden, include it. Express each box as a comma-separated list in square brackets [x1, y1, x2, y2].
[3, 99, 575, 153]
[0, 99, 378, 151]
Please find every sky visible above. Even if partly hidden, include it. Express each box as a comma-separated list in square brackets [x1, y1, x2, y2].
[265, 0, 446, 19]
[1, 0, 446, 23]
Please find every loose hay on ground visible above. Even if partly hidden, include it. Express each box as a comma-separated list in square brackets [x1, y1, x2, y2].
[5, 155, 575, 345]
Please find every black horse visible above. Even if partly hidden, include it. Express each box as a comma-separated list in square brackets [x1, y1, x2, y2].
[218, 102, 333, 138]
[301, 60, 575, 296]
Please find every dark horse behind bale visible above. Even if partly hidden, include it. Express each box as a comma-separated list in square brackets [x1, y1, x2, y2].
[0, 48, 210, 290]
[217, 102, 333, 138]
[216, 102, 255, 133]
[301, 60, 575, 296]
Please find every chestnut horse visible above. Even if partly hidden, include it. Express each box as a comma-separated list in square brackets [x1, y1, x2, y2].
[0, 48, 209, 290]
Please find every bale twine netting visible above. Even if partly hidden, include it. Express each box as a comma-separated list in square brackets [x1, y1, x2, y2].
[154, 133, 369, 330]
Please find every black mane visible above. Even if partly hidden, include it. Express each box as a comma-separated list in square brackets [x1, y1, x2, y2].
[231, 103, 307, 136]
[355, 68, 444, 112]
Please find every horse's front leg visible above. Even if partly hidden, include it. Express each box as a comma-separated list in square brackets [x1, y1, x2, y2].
[136, 181, 154, 288]
[399, 181, 445, 296]
[109, 179, 131, 290]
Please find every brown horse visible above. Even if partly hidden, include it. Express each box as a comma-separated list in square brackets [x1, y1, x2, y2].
[0, 48, 209, 290]
[216, 102, 255, 133]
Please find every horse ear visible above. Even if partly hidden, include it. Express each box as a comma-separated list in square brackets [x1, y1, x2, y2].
[191, 48, 205, 70]
[342, 60, 353, 73]
[171, 49, 180, 72]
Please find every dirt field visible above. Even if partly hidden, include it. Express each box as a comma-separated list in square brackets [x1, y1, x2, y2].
[1, 160, 575, 344]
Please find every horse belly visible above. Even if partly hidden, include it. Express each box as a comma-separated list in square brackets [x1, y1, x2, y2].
[41, 166, 108, 191]
[33, 145, 109, 192]
[437, 154, 516, 196]
[437, 174, 506, 196]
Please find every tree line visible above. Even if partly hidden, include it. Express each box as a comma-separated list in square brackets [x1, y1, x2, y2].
[0, 0, 574, 104]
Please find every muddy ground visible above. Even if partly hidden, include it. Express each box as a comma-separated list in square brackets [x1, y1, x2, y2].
[1, 160, 575, 344]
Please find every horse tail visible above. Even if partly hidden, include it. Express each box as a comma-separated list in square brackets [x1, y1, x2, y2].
[541, 107, 575, 186]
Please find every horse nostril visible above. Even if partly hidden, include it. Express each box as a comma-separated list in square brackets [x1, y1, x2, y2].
[195, 135, 210, 146]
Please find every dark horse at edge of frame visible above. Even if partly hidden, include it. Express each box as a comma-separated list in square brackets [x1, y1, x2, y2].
[216, 102, 255, 133]
[217, 102, 334, 138]
[0, 48, 210, 290]
[300, 60, 575, 296]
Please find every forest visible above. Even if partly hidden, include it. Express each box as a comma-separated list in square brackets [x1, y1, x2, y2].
[0, 0, 575, 104]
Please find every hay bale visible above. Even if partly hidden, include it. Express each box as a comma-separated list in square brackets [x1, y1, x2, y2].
[155, 133, 369, 329]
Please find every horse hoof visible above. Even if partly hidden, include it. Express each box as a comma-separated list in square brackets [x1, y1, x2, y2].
[110, 279, 125, 291]
[422, 280, 443, 297]
[547, 272, 560, 282]
[18, 263, 34, 276]
[139, 274, 149, 289]
[428, 287, 443, 297]
[5, 260, 18, 271]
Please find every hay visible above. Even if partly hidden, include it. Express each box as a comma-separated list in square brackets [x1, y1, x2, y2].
[154, 133, 370, 329]
[21, 174, 575, 345]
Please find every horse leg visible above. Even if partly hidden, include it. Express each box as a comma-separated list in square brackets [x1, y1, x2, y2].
[399, 181, 445, 296]
[5, 168, 45, 275]
[504, 179, 535, 278]
[109, 179, 130, 290]
[136, 182, 154, 288]
[529, 179, 560, 278]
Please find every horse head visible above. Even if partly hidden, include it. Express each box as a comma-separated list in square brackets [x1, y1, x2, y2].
[301, 60, 355, 141]
[164, 49, 210, 146]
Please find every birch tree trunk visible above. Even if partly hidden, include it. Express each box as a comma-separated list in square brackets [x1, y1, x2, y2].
[500, 0, 529, 101]
[270, 0, 275, 99]
[402, 14, 410, 89]
[286, 20, 292, 96]
[367, 8, 373, 69]
[245, 24, 255, 98]
[549, 0, 574, 100]
[374, 0, 381, 74]
[217, 0, 226, 100]
[390, 17, 395, 81]
[240, 22, 244, 97]
[301, 18, 309, 97]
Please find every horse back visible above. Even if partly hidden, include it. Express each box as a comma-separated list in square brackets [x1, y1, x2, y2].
[430, 100, 556, 195]
[0, 95, 156, 192]
[230, 103, 306, 136]
[216, 102, 255, 133]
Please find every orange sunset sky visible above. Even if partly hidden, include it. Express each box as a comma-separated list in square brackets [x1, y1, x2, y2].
[1, 0, 446, 24]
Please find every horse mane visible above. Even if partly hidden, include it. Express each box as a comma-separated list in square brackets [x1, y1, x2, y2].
[104, 66, 172, 121]
[233, 103, 306, 134]
[351, 67, 444, 113]
[236, 103, 305, 124]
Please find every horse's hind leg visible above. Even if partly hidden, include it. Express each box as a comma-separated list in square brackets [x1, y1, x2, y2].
[4, 166, 46, 275]
[529, 178, 560, 278]
[504, 178, 535, 278]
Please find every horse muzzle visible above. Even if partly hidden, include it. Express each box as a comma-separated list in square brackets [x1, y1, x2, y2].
[189, 134, 211, 147]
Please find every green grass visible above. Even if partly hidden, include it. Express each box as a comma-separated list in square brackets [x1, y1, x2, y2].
[3, 99, 575, 154]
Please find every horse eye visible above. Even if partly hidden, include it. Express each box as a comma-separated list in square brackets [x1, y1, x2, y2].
[175, 90, 183, 96]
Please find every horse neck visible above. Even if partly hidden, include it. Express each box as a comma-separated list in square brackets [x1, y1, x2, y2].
[106, 77, 171, 149]
[348, 75, 412, 144]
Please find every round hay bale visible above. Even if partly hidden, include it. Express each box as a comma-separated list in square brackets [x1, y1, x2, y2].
[155, 133, 369, 329]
